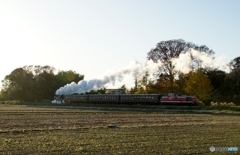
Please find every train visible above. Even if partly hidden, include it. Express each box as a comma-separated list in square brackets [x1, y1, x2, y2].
[52, 93, 198, 105]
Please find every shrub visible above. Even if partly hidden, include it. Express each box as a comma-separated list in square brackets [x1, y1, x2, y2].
[210, 101, 218, 106]
[210, 101, 235, 107]
[0, 100, 21, 105]
[227, 102, 235, 106]
[197, 101, 205, 106]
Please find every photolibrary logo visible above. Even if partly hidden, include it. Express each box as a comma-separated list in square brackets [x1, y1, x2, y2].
[210, 146, 215, 152]
[210, 146, 238, 152]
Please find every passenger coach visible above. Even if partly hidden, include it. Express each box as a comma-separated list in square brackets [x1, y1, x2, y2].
[120, 94, 160, 104]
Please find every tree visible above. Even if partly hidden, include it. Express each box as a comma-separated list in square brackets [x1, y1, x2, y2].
[229, 56, 240, 95]
[203, 69, 226, 92]
[129, 72, 155, 94]
[147, 39, 214, 92]
[230, 56, 240, 70]
[174, 72, 189, 95]
[119, 85, 127, 94]
[153, 73, 171, 94]
[128, 77, 138, 94]
[200, 69, 226, 101]
[135, 86, 145, 94]
[136, 72, 149, 94]
[184, 70, 213, 101]
[34, 71, 59, 100]
[1, 68, 35, 101]
[218, 56, 240, 102]
[97, 87, 106, 94]
[56, 70, 84, 87]
[1, 66, 84, 101]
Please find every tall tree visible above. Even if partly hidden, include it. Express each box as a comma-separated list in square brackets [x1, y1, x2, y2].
[230, 56, 240, 70]
[202, 69, 226, 101]
[35, 71, 59, 100]
[147, 39, 214, 92]
[219, 56, 240, 102]
[203, 69, 226, 93]
[136, 72, 149, 94]
[174, 72, 188, 95]
[184, 70, 213, 101]
[1, 68, 35, 101]
[229, 56, 240, 95]
[154, 73, 171, 94]
[56, 70, 84, 87]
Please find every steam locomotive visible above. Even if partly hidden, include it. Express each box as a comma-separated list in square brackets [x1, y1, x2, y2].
[52, 93, 198, 105]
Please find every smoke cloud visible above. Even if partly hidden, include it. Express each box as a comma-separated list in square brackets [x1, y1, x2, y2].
[55, 60, 162, 95]
[172, 49, 230, 73]
[55, 49, 230, 95]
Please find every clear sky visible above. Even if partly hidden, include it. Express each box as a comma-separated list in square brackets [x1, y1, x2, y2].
[0, 0, 239, 89]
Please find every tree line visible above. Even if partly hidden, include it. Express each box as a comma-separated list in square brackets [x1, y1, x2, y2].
[126, 66, 239, 104]
[0, 65, 84, 101]
[126, 39, 240, 104]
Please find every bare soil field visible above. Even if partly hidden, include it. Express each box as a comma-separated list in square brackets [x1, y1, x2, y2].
[0, 104, 239, 154]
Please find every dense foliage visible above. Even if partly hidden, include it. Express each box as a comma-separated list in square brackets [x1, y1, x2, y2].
[184, 70, 213, 101]
[0, 65, 84, 101]
[129, 40, 240, 104]
[126, 66, 239, 104]
[147, 39, 214, 92]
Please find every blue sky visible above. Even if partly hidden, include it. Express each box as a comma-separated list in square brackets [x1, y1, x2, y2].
[0, 0, 239, 89]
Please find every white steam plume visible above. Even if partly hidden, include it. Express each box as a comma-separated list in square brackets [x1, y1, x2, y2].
[55, 60, 162, 95]
[56, 49, 230, 95]
[172, 49, 230, 73]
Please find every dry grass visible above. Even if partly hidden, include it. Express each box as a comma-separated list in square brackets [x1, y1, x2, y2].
[0, 104, 239, 154]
